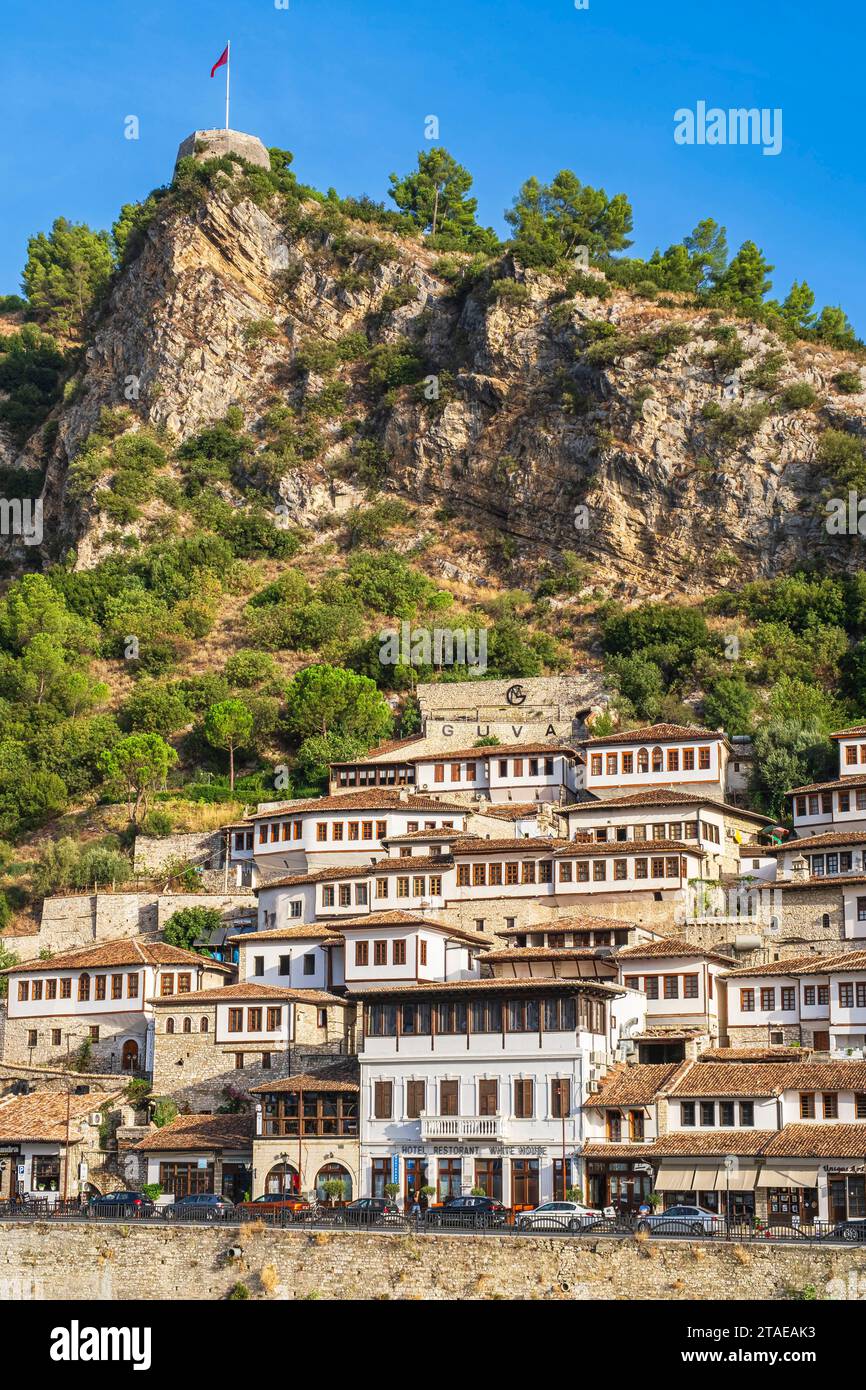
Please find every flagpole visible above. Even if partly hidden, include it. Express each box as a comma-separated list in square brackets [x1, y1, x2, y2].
[225, 40, 230, 130]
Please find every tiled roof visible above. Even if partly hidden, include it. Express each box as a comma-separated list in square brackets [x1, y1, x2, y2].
[228, 925, 342, 944]
[498, 914, 643, 936]
[762, 1123, 866, 1158]
[774, 873, 866, 891]
[383, 829, 474, 842]
[149, 982, 350, 1006]
[246, 791, 470, 819]
[580, 1142, 658, 1160]
[408, 742, 579, 762]
[769, 830, 866, 852]
[249, 1072, 359, 1094]
[480, 805, 546, 821]
[667, 1060, 866, 1098]
[557, 840, 705, 858]
[331, 734, 426, 763]
[584, 724, 727, 746]
[830, 727, 866, 740]
[617, 937, 734, 965]
[565, 789, 771, 823]
[0, 936, 234, 976]
[355, 977, 625, 1000]
[584, 1063, 686, 1109]
[256, 855, 452, 889]
[699, 1047, 815, 1063]
[649, 1130, 774, 1157]
[483, 946, 617, 962]
[134, 1113, 255, 1153]
[450, 836, 568, 855]
[787, 776, 866, 794]
[723, 951, 866, 978]
[0, 1090, 122, 1143]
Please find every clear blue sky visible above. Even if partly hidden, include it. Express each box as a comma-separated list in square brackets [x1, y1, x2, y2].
[2, 0, 864, 331]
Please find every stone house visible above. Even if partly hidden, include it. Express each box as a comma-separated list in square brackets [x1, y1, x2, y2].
[0, 1087, 125, 1202]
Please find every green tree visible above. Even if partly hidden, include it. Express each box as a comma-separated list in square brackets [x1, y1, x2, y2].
[749, 721, 835, 819]
[283, 665, 394, 743]
[815, 305, 859, 349]
[506, 171, 633, 266]
[683, 219, 729, 292]
[99, 733, 178, 823]
[702, 676, 755, 734]
[780, 281, 816, 332]
[22, 217, 113, 335]
[294, 732, 369, 786]
[121, 681, 190, 737]
[388, 148, 496, 250]
[0, 941, 19, 998]
[203, 698, 254, 789]
[714, 240, 773, 316]
[162, 905, 223, 954]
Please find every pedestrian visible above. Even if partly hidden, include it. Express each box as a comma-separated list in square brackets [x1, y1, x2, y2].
[410, 1189, 421, 1217]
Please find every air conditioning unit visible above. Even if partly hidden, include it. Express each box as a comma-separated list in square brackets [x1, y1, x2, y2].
[88, 1111, 102, 1126]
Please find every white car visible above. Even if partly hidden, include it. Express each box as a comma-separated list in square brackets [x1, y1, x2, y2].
[635, 1203, 723, 1235]
[516, 1200, 605, 1232]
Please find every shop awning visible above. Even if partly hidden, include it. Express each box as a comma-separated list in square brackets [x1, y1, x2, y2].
[702, 1166, 760, 1192]
[756, 1167, 819, 1189]
[654, 1165, 696, 1191]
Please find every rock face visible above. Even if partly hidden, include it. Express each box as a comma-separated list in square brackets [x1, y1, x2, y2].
[34, 171, 866, 596]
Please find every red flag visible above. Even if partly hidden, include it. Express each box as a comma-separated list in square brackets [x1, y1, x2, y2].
[210, 45, 229, 78]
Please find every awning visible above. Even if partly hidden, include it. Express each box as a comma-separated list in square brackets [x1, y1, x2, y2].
[654, 1166, 696, 1191]
[702, 1166, 759, 1192]
[756, 1167, 819, 1189]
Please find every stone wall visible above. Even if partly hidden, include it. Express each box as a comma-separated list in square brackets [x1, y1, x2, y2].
[3, 1013, 147, 1074]
[132, 832, 224, 876]
[0, 891, 255, 963]
[2, 1222, 864, 1300]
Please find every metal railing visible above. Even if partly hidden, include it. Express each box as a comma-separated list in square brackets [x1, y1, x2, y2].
[1, 1200, 864, 1244]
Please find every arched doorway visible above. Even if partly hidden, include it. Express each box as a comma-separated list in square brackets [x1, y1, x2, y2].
[265, 1162, 300, 1196]
[121, 1040, 139, 1072]
[316, 1162, 352, 1205]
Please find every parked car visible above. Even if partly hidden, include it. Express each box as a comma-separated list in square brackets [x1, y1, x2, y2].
[88, 1191, 155, 1218]
[339, 1197, 399, 1225]
[165, 1193, 235, 1221]
[236, 1194, 311, 1216]
[831, 1217, 866, 1242]
[424, 1195, 508, 1228]
[636, 1204, 722, 1235]
[516, 1200, 604, 1232]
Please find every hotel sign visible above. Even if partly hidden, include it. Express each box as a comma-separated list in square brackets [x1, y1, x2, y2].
[400, 1144, 549, 1157]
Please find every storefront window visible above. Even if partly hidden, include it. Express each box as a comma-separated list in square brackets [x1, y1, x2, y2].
[31, 1155, 60, 1192]
[438, 1158, 462, 1201]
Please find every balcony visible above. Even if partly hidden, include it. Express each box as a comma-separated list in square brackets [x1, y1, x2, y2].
[420, 1114, 505, 1141]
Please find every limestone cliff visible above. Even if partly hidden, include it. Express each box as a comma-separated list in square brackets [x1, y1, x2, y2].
[31, 168, 866, 597]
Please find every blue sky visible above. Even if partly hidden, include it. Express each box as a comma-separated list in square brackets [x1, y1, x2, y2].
[2, 0, 864, 331]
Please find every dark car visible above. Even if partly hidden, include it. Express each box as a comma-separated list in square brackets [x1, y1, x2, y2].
[89, 1191, 155, 1218]
[831, 1217, 866, 1243]
[339, 1197, 400, 1225]
[165, 1193, 235, 1221]
[424, 1195, 508, 1228]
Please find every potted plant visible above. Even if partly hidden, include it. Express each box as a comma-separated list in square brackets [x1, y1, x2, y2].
[384, 1182, 400, 1209]
[565, 1186, 582, 1203]
[470, 1186, 486, 1197]
[321, 1177, 346, 1207]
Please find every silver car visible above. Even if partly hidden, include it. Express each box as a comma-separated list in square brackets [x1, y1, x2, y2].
[517, 1200, 604, 1232]
[636, 1203, 722, 1235]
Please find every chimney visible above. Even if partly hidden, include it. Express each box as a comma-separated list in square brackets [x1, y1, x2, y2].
[790, 856, 810, 882]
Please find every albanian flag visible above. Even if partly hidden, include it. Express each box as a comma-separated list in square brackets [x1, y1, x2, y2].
[211, 45, 229, 78]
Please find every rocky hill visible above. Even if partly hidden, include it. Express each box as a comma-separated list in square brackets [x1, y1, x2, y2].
[21, 154, 865, 599]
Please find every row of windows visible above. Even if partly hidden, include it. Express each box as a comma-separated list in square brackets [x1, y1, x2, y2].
[739, 983, 866, 1012]
[681, 1101, 755, 1126]
[843, 744, 866, 766]
[226, 1007, 285, 1033]
[589, 746, 712, 777]
[252, 953, 316, 977]
[321, 875, 444, 908]
[365, 995, 605, 1037]
[431, 757, 556, 783]
[371, 1077, 571, 1120]
[578, 821, 718, 844]
[798, 1092, 866, 1118]
[604, 1110, 646, 1141]
[795, 790, 866, 816]
[261, 1092, 358, 1136]
[26, 1026, 99, 1047]
[17, 972, 140, 1004]
[623, 973, 708, 1000]
[809, 852, 853, 876]
[457, 856, 688, 886]
[353, 938, 425, 967]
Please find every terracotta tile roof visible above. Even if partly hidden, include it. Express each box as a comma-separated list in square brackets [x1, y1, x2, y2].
[484, 947, 618, 962]
[498, 914, 643, 936]
[787, 776, 866, 794]
[246, 791, 470, 819]
[558, 840, 705, 858]
[313, 909, 491, 947]
[133, 1113, 255, 1153]
[149, 982, 350, 1006]
[0, 1090, 122, 1143]
[617, 937, 734, 965]
[355, 977, 625, 1000]
[0, 936, 233, 976]
[723, 951, 866, 978]
[407, 742, 579, 762]
[257, 855, 453, 889]
[227, 925, 342, 944]
[580, 1142, 658, 1160]
[769, 830, 866, 852]
[667, 1060, 866, 1097]
[774, 873, 866, 891]
[584, 724, 728, 747]
[699, 1047, 816, 1063]
[480, 804, 546, 821]
[331, 735, 427, 762]
[249, 1072, 359, 1094]
[450, 836, 569, 855]
[830, 727, 866, 740]
[584, 1063, 686, 1109]
[762, 1123, 866, 1158]
[383, 829, 474, 842]
[565, 789, 772, 823]
[648, 1130, 775, 1157]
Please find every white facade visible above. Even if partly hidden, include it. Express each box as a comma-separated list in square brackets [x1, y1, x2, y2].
[582, 728, 728, 798]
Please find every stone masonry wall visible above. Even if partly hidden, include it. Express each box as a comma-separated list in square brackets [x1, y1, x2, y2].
[2, 1222, 865, 1300]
